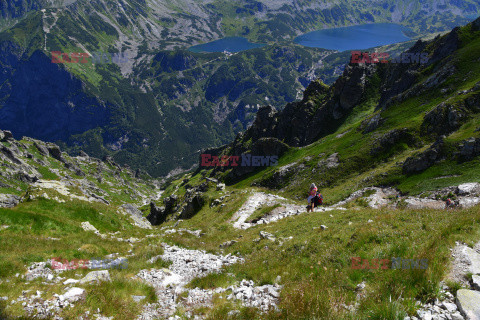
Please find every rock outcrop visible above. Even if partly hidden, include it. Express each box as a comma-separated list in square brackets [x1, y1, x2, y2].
[79, 271, 111, 284]
[0, 194, 21, 208]
[148, 183, 210, 224]
[146, 194, 181, 226]
[403, 138, 445, 174]
[147, 201, 169, 226]
[178, 191, 205, 219]
[422, 102, 469, 136]
[119, 204, 152, 229]
[458, 138, 480, 160]
[199, 64, 377, 180]
[237, 65, 376, 148]
[378, 27, 460, 109]
[370, 128, 415, 156]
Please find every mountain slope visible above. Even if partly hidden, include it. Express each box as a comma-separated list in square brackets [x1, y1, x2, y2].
[200, 17, 480, 203]
[2, 0, 480, 41]
[0, 11, 236, 177]
[2, 4, 480, 320]
[0, 0, 478, 178]
[1, 126, 480, 320]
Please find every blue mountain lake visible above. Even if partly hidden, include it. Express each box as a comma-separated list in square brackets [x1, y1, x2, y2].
[294, 23, 412, 52]
[189, 37, 265, 53]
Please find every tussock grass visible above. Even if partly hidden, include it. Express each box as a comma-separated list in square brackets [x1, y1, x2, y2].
[0, 197, 169, 319]
[62, 277, 157, 319]
[167, 192, 480, 319]
[1, 178, 480, 319]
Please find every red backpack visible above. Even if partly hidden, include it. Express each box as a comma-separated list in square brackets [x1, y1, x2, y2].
[314, 193, 323, 207]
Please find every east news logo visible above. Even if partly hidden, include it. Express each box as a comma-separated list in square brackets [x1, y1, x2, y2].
[350, 51, 429, 64]
[351, 257, 428, 270]
[200, 154, 278, 167]
[51, 51, 129, 64]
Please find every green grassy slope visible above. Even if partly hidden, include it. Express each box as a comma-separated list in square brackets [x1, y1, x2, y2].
[105, 166, 480, 319]
[1, 160, 479, 319]
[0, 133, 171, 319]
[199, 18, 480, 204]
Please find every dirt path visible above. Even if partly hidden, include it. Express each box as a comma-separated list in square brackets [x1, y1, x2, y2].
[231, 192, 344, 230]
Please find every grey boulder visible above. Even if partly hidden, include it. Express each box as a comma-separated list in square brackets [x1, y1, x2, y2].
[456, 289, 480, 320]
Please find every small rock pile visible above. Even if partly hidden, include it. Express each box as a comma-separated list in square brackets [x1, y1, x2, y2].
[177, 279, 282, 313]
[136, 244, 282, 318]
[135, 244, 244, 319]
[182, 288, 224, 308]
[160, 244, 243, 282]
[18, 263, 115, 318]
[15, 287, 85, 319]
[406, 287, 464, 320]
[25, 262, 56, 282]
[226, 279, 281, 312]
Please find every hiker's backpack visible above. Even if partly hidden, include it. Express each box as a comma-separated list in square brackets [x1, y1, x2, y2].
[314, 193, 323, 207]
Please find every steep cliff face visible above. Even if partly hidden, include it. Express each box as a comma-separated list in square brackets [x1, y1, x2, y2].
[198, 63, 377, 180]
[217, 62, 377, 152]
[0, 45, 110, 141]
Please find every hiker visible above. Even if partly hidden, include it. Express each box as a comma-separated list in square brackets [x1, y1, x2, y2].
[445, 198, 456, 209]
[307, 183, 318, 212]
